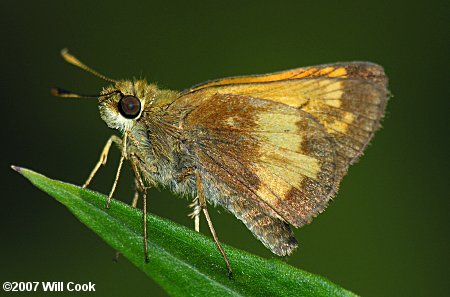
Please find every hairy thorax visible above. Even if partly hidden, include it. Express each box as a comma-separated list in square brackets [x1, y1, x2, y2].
[125, 92, 198, 199]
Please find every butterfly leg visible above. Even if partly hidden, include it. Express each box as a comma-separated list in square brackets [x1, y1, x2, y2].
[105, 133, 128, 209]
[195, 171, 232, 277]
[114, 178, 141, 262]
[131, 181, 140, 208]
[176, 167, 201, 232]
[188, 196, 201, 232]
[130, 154, 150, 263]
[83, 135, 122, 188]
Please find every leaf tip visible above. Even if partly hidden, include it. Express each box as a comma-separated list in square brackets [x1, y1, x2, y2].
[11, 165, 23, 174]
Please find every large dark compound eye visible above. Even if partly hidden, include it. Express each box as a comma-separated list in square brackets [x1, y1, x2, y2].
[118, 95, 141, 119]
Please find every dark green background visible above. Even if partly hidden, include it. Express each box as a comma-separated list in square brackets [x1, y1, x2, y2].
[2, 1, 449, 296]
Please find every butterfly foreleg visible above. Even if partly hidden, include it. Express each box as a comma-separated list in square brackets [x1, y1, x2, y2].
[82, 134, 122, 188]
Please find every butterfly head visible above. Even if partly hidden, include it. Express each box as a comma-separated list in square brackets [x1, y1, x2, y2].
[97, 80, 159, 132]
[51, 49, 160, 133]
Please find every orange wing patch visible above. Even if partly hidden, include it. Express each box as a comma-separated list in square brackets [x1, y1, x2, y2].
[186, 64, 349, 93]
[184, 61, 386, 93]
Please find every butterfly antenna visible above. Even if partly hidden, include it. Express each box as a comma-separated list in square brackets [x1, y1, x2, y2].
[50, 87, 121, 99]
[60, 48, 117, 83]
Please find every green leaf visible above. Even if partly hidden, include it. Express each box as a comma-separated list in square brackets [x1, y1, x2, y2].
[13, 166, 357, 297]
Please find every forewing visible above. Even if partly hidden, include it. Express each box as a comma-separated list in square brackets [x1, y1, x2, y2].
[182, 62, 389, 175]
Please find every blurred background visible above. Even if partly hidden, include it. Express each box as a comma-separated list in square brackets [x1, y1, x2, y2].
[1, 1, 449, 296]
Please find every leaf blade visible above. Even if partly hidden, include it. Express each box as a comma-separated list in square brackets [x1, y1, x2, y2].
[13, 166, 357, 297]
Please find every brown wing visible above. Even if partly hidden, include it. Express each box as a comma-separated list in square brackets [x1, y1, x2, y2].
[170, 62, 389, 254]
[170, 92, 339, 255]
[171, 92, 339, 225]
